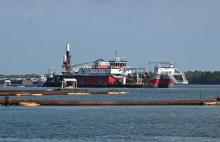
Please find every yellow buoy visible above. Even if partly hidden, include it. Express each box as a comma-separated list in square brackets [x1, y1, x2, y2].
[108, 91, 128, 95]
[32, 94, 43, 96]
[68, 92, 90, 95]
[203, 101, 217, 105]
[16, 93, 30, 96]
[19, 102, 40, 107]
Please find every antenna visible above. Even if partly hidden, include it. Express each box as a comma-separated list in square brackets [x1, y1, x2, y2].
[114, 49, 118, 58]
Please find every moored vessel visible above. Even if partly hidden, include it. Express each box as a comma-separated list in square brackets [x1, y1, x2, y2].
[147, 61, 188, 87]
[43, 44, 187, 88]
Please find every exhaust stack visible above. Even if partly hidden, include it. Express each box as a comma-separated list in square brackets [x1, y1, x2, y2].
[62, 43, 72, 73]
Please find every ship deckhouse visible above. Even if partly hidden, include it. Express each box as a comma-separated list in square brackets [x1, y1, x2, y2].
[92, 59, 110, 69]
[109, 50, 127, 69]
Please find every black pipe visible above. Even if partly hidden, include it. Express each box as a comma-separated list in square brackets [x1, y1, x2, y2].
[0, 98, 208, 106]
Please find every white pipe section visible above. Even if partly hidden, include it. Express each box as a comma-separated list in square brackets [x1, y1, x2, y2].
[66, 43, 70, 52]
[63, 54, 67, 62]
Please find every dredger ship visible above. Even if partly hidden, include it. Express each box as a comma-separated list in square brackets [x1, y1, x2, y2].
[43, 44, 188, 88]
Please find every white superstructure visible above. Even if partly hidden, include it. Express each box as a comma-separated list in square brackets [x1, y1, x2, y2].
[149, 61, 188, 85]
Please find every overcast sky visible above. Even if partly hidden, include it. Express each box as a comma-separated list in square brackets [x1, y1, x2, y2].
[0, 0, 220, 74]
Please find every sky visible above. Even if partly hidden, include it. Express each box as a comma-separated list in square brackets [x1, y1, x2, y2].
[0, 0, 220, 74]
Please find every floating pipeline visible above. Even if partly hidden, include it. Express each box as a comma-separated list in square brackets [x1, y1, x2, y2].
[0, 97, 219, 106]
[0, 89, 128, 96]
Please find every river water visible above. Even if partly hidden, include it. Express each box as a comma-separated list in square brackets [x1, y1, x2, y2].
[0, 85, 220, 142]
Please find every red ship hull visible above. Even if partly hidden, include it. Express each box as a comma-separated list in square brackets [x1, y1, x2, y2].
[74, 76, 123, 87]
[149, 78, 173, 88]
[43, 74, 173, 88]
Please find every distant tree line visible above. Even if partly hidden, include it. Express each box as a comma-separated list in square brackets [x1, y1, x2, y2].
[185, 71, 220, 84]
[0, 74, 40, 78]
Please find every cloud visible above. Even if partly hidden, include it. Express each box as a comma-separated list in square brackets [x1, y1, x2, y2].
[22, 8, 47, 19]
